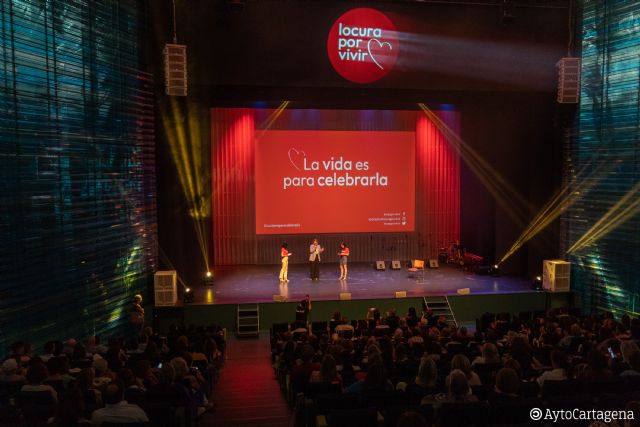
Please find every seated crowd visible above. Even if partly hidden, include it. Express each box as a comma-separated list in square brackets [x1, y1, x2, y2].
[272, 307, 640, 427]
[0, 324, 225, 426]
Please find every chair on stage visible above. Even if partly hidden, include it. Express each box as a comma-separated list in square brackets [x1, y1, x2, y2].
[408, 260, 426, 282]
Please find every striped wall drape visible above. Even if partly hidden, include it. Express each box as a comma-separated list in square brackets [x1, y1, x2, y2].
[212, 108, 256, 264]
[416, 111, 461, 259]
[0, 0, 156, 356]
[564, 0, 640, 317]
[212, 108, 459, 265]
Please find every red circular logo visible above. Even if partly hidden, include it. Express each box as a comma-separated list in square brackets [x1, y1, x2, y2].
[327, 8, 399, 84]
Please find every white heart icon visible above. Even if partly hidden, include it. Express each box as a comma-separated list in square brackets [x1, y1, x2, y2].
[288, 148, 306, 171]
[367, 38, 393, 70]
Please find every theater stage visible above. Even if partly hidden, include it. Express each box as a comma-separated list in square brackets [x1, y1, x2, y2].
[192, 262, 533, 305]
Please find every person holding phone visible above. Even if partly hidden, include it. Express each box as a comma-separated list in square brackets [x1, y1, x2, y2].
[309, 238, 324, 281]
[279, 242, 291, 283]
[338, 242, 350, 280]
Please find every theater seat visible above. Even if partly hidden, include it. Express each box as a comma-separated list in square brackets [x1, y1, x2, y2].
[327, 406, 379, 427]
[488, 397, 542, 424]
[100, 422, 149, 427]
[438, 401, 490, 427]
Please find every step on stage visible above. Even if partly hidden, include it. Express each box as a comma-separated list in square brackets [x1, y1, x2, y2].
[192, 262, 532, 305]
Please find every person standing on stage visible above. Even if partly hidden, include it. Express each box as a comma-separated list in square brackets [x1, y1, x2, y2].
[129, 294, 145, 342]
[309, 238, 324, 281]
[339, 242, 350, 280]
[279, 243, 291, 282]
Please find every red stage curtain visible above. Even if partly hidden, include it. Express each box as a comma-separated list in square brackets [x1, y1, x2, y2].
[416, 111, 461, 260]
[212, 108, 256, 264]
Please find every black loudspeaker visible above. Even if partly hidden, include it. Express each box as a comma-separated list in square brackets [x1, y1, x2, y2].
[475, 265, 492, 275]
[391, 260, 401, 270]
[429, 259, 439, 269]
[375, 261, 386, 270]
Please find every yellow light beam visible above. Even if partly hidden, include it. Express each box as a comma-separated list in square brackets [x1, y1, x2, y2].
[499, 159, 614, 263]
[418, 103, 529, 227]
[256, 101, 290, 140]
[567, 180, 640, 253]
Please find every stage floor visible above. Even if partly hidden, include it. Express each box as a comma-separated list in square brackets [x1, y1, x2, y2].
[194, 262, 533, 305]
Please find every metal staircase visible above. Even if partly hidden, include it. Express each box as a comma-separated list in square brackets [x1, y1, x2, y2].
[237, 303, 260, 337]
[423, 295, 458, 328]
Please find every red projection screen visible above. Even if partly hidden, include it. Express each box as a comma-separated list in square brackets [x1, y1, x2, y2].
[255, 130, 415, 234]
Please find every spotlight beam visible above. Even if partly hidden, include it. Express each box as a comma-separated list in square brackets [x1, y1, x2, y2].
[567, 180, 640, 253]
[161, 99, 210, 271]
[256, 100, 290, 140]
[499, 159, 614, 263]
[418, 103, 529, 228]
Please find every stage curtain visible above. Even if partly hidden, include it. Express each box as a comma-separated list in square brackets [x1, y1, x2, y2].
[416, 111, 461, 260]
[212, 108, 256, 264]
[212, 108, 460, 265]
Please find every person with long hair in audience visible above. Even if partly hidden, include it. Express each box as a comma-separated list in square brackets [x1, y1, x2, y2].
[472, 342, 501, 366]
[338, 242, 349, 280]
[310, 354, 342, 386]
[402, 356, 439, 404]
[447, 354, 481, 386]
[421, 369, 478, 409]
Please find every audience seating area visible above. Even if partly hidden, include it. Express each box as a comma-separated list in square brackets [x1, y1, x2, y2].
[0, 324, 226, 426]
[271, 307, 640, 427]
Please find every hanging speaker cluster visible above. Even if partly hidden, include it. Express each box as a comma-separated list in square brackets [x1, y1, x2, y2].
[556, 57, 581, 104]
[164, 43, 188, 96]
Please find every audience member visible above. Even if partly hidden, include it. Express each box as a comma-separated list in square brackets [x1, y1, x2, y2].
[0, 358, 25, 383]
[447, 354, 481, 386]
[21, 362, 58, 402]
[90, 380, 148, 426]
[537, 350, 572, 386]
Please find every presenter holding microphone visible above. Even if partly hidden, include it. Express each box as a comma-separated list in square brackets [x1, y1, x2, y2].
[279, 243, 291, 282]
[339, 242, 350, 280]
[309, 238, 324, 281]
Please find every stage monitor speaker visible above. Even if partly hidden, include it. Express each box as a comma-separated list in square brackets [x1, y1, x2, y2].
[543, 260, 571, 292]
[395, 291, 407, 298]
[272, 295, 287, 302]
[391, 260, 401, 270]
[154, 271, 177, 307]
[429, 259, 439, 269]
[339, 292, 352, 300]
[557, 57, 580, 104]
[375, 261, 386, 270]
[457, 288, 470, 295]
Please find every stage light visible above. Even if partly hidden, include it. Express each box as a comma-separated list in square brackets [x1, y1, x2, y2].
[491, 264, 500, 277]
[184, 287, 194, 303]
[531, 276, 543, 291]
[204, 270, 214, 287]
